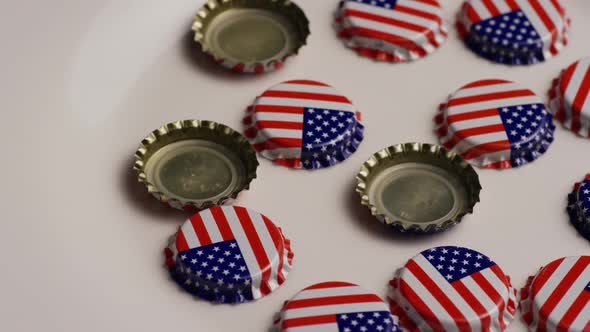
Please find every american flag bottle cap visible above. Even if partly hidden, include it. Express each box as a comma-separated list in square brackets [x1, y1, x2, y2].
[519, 256, 590, 332]
[388, 246, 517, 331]
[457, 0, 570, 65]
[334, 0, 448, 62]
[191, 0, 310, 74]
[244, 80, 364, 169]
[356, 143, 481, 233]
[567, 174, 590, 242]
[435, 79, 555, 169]
[273, 281, 401, 332]
[549, 57, 590, 139]
[164, 206, 294, 304]
[134, 120, 259, 211]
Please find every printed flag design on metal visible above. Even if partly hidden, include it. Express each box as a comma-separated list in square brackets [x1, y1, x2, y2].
[244, 80, 364, 170]
[336, 0, 447, 62]
[458, 0, 569, 64]
[549, 57, 590, 138]
[165, 206, 293, 304]
[435, 79, 555, 169]
[520, 256, 590, 332]
[389, 246, 516, 332]
[567, 175, 590, 241]
[275, 281, 400, 332]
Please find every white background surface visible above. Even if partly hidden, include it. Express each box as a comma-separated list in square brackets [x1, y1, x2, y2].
[2, 0, 590, 331]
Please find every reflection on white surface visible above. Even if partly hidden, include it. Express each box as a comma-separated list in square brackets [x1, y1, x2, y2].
[67, 0, 206, 125]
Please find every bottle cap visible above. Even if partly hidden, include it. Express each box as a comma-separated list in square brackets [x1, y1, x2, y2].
[335, 0, 448, 62]
[567, 174, 590, 242]
[244, 80, 364, 169]
[435, 79, 555, 169]
[192, 0, 310, 73]
[549, 57, 590, 138]
[457, 0, 570, 65]
[519, 256, 590, 332]
[134, 120, 258, 211]
[165, 206, 293, 304]
[356, 143, 481, 233]
[389, 246, 517, 331]
[274, 281, 400, 332]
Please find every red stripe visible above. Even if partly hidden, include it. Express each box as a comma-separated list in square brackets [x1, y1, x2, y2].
[461, 140, 511, 160]
[395, 4, 442, 25]
[261, 90, 351, 104]
[189, 213, 212, 246]
[490, 265, 515, 315]
[399, 279, 445, 331]
[583, 320, 590, 332]
[388, 294, 420, 332]
[257, 120, 303, 130]
[234, 206, 273, 296]
[538, 257, 590, 331]
[523, 258, 566, 324]
[253, 105, 305, 114]
[571, 66, 590, 133]
[406, 260, 470, 331]
[465, 3, 481, 23]
[504, 0, 519, 11]
[286, 294, 383, 309]
[282, 314, 336, 328]
[548, 0, 565, 17]
[210, 206, 234, 241]
[471, 271, 508, 330]
[340, 27, 427, 57]
[175, 229, 189, 252]
[304, 281, 356, 290]
[447, 109, 500, 123]
[253, 138, 302, 151]
[261, 215, 285, 284]
[484, 160, 512, 169]
[557, 288, 590, 331]
[445, 124, 506, 150]
[273, 158, 301, 168]
[529, 0, 557, 45]
[448, 89, 536, 107]
[452, 280, 491, 330]
[413, 0, 440, 7]
[482, 0, 501, 16]
[344, 9, 430, 33]
[285, 80, 328, 86]
[462, 79, 510, 89]
[560, 62, 577, 96]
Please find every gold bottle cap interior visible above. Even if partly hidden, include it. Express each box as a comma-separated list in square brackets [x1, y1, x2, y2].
[145, 140, 245, 203]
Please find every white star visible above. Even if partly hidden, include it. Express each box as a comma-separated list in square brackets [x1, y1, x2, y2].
[427, 255, 434, 260]
[357, 313, 364, 319]
[181, 255, 187, 260]
[340, 314, 348, 320]
[475, 262, 481, 268]
[442, 248, 449, 254]
[446, 274, 453, 280]
[476, 254, 483, 260]
[461, 268, 467, 274]
[437, 264, 444, 270]
[453, 250, 460, 255]
[191, 259, 197, 264]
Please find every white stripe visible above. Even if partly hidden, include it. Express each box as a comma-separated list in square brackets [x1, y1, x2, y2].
[545, 264, 590, 332]
[470, 1, 494, 21]
[198, 209, 224, 243]
[451, 82, 520, 99]
[492, 0, 511, 13]
[268, 83, 342, 95]
[283, 323, 338, 332]
[260, 147, 302, 160]
[346, 16, 430, 48]
[294, 285, 369, 300]
[247, 209, 280, 291]
[255, 97, 355, 113]
[415, 256, 482, 331]
[569, 300, 590, 331]
[249, 128, 302, 145]
[479, 268, 513, 327]
[340, 34, 424, 60]
[529, 258, 578, 331]
[284, 302, 388, 320]
[442, 132, 509, 155]
[446, 114, 503, 131]
[538, 0, 566, 31]
[345, 1, 440, 28]
[253, 112, 304, 122]
[563, 59, 590, 128]
[516, 0, 550, 46]
[446, 95, 542, 115]
[180, 219, 200, 249]
[398, 0, 443, 16]
[402, 268, 461, 332]
[461, 277, 502, 329]
[220, 206, 263, 299]
[470, 149, 512, 166]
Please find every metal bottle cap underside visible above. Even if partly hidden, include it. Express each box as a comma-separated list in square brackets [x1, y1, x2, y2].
[205, 8, 297, 63]
[368, 162, 468, 225]
[145, 140, 245, 203]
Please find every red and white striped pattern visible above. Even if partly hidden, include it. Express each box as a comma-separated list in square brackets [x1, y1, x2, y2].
[435, 79, 543, 169]
[244, 80, 359, 168]
[388, 251, 516, 331]
[458, 0, 569, 58]
[520, 256, 590, 332]
[167, 206, 293, 299]
[274, 281, 396, 331]
[336, 0, 447, 62]
[549, 57, 590, 138]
